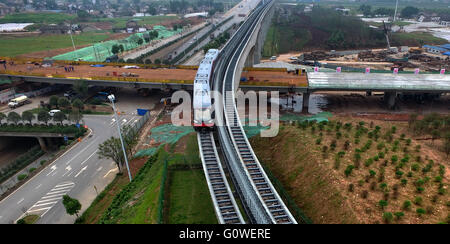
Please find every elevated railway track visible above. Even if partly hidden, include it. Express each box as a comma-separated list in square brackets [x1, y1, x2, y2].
[198, 0, 298, 224]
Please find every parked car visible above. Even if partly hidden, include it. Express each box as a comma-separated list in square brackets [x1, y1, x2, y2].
[270, 56, 277, 61]
[49, 109, 61, 117]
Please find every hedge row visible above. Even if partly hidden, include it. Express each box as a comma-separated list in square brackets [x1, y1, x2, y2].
[0, 124, 87, 136]
[0, 146, 44, 184]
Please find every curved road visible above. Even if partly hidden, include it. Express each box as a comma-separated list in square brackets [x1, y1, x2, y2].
[0, 113, 141, 224]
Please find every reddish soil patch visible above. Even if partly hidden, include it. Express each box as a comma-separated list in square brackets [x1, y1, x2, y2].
[129, 156, 149, 178]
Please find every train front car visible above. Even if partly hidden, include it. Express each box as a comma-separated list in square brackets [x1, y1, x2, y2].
[192, 49, 219, 130]
[193, 84, 214, 130]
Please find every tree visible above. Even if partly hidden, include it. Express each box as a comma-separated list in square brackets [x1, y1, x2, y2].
[62, 195, 81, 217]
[22, 111, 35, 125]
[0, 112, 6, 125]
[73, 80, 88, 98]
[111, 44, 120, 55]
[69, 110, 83, 124]
[122, 125, 138, 156]
[37, 111, 51, 125]
[401, 6, 419, 19]
[7, 112, 21, 125]
[58, 97, 70, 110]
[53, 111, 66, 125]
[98, 126, 137, 173]
[49, 95, 59, 108]
[98, 137, 125, 172]
[359, 4, 372, 17]
[137, 38, 143, 45]
[72, 99, 84, 112]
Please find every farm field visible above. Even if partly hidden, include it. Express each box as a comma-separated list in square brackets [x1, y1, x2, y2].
[0, 33, 113, 57]
[251, 114, 449, 224]
[0, 12, 76, 24]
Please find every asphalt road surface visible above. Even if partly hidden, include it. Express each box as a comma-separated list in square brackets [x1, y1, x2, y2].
[0, 113, 142, 224]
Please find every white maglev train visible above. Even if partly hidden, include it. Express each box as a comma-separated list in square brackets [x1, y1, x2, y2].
[193, 49, 219, 129]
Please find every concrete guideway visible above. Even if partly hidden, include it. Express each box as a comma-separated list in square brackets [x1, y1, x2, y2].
[308, 72, 450, 92]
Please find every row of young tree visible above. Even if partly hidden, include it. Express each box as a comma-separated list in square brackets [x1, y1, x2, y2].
[111, 31, 159, 55]
[0, 110, 83, 126]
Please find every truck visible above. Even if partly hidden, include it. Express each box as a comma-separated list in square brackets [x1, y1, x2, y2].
[8, 96, 31, 109]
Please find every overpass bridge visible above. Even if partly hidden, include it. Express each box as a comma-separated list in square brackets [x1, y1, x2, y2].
[0, 131, 76, 151]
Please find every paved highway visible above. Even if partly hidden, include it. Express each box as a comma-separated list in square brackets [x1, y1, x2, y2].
[0, 113, 141, 224]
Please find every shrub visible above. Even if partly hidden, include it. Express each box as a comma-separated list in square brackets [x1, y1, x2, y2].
[434, 176, 443, 183]
[378, 200, 388, 209]
[414, 197, 423, 206]
[29, 168, 36, 173]
[411, 163, 420, 171]
[395, 170, 404, 179]
[17, 174, 27, 181]
[344, 165, 355, 177]
[315, 138, 322, 145]
[40, 160, 46, 166]
[416, 187, 425, 193]
[369, 170, 376, 177]
[416, 208, 426, 216]
[383, 212, 393, 223]
[60, 145, 66, 150]
[394, 212, 404, 220]
[401, 179, 408, 186]
[403, 200, 412, 210]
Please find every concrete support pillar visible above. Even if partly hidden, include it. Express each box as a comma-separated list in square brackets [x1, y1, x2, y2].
[37, 137, 47, 152]
[302, 92, 310, 114]
[45, 137, 54, 150]
[384, 92, 397, 110]
[366, 91, 372, 96]
[245, 46, 255, 67]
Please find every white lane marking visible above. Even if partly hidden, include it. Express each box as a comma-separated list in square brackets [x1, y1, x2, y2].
[46, 165, 57, 176]
[75, 166, 88, 178]
[26, 207, 51, 213]
[65, 138, 99, 165]
[61, 165, 72, 177]
[17, 198, 24, 204]
[55, 182, 74, 188]
[67, 171, 74, 177]
[50, 185, 74, 192]
[81, 150, 98, 165]
[32, 201, 57, 208]
[97, 166, 103, 172]
[46, 189, 70, 196]
[36, 197, 62, 204]
[35, 184, 42, 190]
[104, 168, 118, 178]
[41, 193, 67, 199]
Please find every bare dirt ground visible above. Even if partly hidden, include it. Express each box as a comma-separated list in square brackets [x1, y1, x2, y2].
[2, 63, 306, 85]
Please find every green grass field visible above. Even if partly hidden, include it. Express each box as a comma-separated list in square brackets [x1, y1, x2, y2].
[0, 13, 76, 24]
[0, 33, 112, 57]
[391, 32, 448, 46]
[168, 169, 217, 224]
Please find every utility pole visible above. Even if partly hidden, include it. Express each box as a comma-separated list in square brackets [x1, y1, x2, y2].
[394, 0, 399, 22]
[108, 94, 132, 182]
